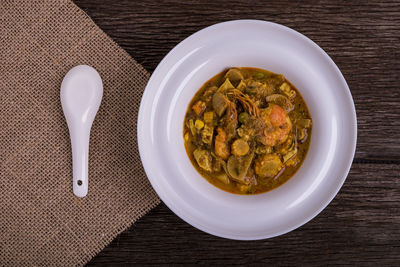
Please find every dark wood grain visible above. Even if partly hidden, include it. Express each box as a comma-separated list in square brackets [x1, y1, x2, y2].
[86, 164, 400, 266]
[70, 0, 400, 265]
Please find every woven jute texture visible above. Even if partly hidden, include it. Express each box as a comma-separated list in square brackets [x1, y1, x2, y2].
[0, 0, 160, 266]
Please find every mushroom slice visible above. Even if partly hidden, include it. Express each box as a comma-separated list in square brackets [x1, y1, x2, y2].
[224, 68, 244, 86]
[226, 151, 255, 184]
[266, 94, 294, 113]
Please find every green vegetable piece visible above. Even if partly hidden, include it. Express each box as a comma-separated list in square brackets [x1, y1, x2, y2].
[280, 82, 291, 93]
[189, 119, 196, 135]
[265, 94, 294, 113]
[215, 173, 230, 184]
[193, 149, 212, 172]
[255, 72, 265, 79]
[236, 80, 246, 91]
[283, 147, 298, 163]
[201, 124, 214, 144]
[297, 119, 312, 128]
[226, 152, 254, 184]
[212, 92, 228, 117]
[298, 128, 307, 141]
[217, 78, 235, 92]
[203, 111, 214, 125]
[224, 68, 244, 86]
[238, 112, 249, 124]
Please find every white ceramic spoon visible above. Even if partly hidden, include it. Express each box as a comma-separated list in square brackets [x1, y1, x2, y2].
[61, 65, 103, 198]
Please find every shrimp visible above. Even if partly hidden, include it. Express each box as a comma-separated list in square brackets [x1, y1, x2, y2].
[214, 127, 230, 160]
[258, 104, 292, 146]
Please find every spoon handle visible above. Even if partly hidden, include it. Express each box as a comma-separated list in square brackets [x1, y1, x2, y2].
[69, 122, 90, 198]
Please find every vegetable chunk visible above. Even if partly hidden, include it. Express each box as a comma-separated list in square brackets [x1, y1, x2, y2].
[224, 68, 244, 86]
[231, 139, 250, 156]
[192, 100, 206, 116]
[227, 152, 255, 184]
[212, 92, 228, 117]
[254, 153, 283, 178]
[193, 149, 212, 172]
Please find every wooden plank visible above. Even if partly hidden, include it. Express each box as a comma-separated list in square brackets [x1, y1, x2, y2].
[74, 0, 400, 161]
[86, 163, 400, 265]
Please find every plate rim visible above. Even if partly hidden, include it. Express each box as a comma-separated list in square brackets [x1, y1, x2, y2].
[138, 19, 357, 240]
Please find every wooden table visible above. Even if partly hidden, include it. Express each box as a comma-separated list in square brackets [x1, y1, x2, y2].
[73, 0, 400, 265]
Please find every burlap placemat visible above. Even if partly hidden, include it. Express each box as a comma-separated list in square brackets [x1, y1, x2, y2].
[0, 0, 160, 266]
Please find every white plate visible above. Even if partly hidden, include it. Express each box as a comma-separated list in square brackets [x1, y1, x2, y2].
[138, 20, 357, 240]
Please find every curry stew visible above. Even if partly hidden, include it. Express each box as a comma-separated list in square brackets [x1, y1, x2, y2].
[183, 67, 312, 194]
